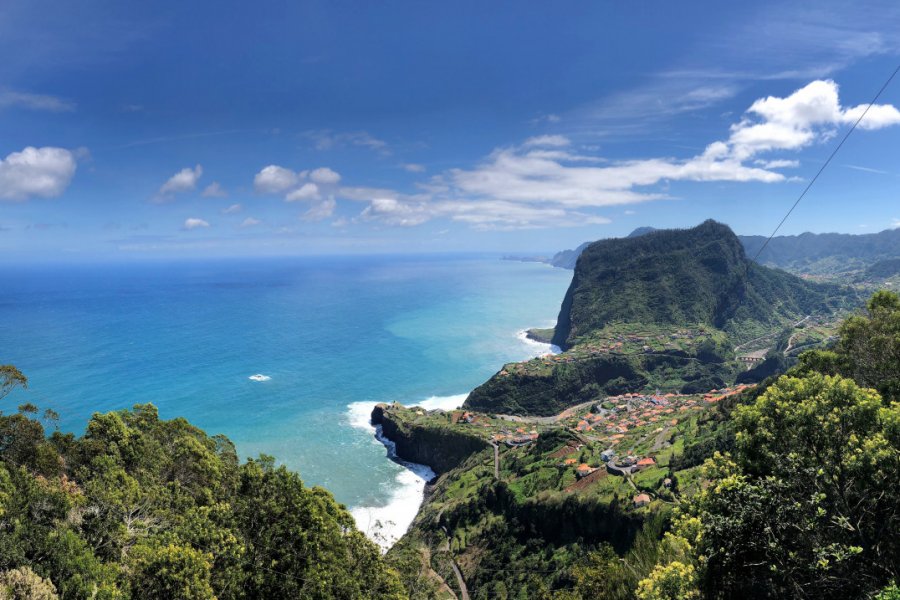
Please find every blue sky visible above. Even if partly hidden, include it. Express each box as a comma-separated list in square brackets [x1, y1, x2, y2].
[2, 0, 900, 261]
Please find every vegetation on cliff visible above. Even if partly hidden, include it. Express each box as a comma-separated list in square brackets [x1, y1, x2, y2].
[0, 383, 406, 600]
[551, 220, 849, 349]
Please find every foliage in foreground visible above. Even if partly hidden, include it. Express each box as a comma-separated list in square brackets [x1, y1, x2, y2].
[0, 382, 406, 600]
[633, 291, 900, 600]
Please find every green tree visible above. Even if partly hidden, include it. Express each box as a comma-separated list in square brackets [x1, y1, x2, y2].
[0, 566, 58, 600]
[688, 373, 899, 598]
[0, 366, 26, 403]
[128, 540, 215, 600]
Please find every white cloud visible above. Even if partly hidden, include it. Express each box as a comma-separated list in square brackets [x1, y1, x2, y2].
[530, 113, 561, 125]
[240, 217, 261, 228]
[0, 90, 75, 112]
[523, 135, 570, 148]
[754, 159, 800, 169]
[402, 163, 426, 173]
[0, 146, 77, 201]
[728, 80, 900, 160]
[254, 165, 300, 194]
[285, 182, 320, 202]
[183, 218, 210, 230]
[360, 197, 431, 227]
[309, 167, 341, 184]
[302, 130, 389, 155]
[222, 203, 242, 214]
[202, 181, 227, 197]
[303, 197, 336, 221]
[159, 165, 203, 197]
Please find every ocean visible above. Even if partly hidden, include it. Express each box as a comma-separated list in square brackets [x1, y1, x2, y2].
[0, 254, 571, 547]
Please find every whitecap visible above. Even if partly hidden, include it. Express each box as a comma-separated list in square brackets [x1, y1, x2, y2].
[248, 374, 271, 382]
[516, 329, 561, 357]
[417, 393, 467, 412]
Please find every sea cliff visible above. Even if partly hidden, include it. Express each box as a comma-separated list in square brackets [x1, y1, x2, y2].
[371, 403, 491, 474]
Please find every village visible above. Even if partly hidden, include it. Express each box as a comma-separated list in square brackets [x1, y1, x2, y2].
[504, 323, 723, 378]
[408, 383, 755, 511]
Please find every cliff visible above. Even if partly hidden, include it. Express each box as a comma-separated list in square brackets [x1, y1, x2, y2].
[551, 220, 850, 349]
[372, 404, 491, 474]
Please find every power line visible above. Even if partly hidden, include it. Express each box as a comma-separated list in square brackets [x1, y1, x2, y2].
[751, 63, 900, 263]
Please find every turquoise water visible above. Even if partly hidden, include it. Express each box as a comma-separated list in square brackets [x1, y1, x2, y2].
[0, 255, 571, 543]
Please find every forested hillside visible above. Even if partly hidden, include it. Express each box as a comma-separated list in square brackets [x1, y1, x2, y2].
[0, 374, 406, 600]
[552, 220, 850, 349]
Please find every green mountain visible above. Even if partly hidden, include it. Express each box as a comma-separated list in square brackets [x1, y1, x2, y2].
[464, 221, 855, 416]
[552, 220, 849, 349]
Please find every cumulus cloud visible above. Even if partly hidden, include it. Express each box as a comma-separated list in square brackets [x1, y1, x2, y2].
[222, 203, 242, 214]
[0, 146, 77, 201]
[202, 181, 227, 197]
[158, 165, 203, 198]
[0, 90, 75, 112]
[727, 80, 900, 160]
[285, 182, 320, 202]
[183, 218, 210, 230]
[309, 167, 341, 184]
[240, 217, 261, 228]
[254, 165, 299, 194]
[254, 164, 344, 210]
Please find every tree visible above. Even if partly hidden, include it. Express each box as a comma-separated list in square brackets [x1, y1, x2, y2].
[0, 566, 58, 600]
[687, 374, 900, 598]
[794, 290, 900, 402]
[0, 366, 26, 403]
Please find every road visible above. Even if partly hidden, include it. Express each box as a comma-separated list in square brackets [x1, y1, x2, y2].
[450, 560, 470, 600]
[489, 442, 500, 479]
[495, 398, 598, 425]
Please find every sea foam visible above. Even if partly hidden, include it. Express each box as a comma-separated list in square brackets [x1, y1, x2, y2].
[346, 393, 465, 551]
[516, 328, 561, 356]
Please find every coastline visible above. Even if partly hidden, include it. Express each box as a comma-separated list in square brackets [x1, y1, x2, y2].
[349, 328, 558, 551]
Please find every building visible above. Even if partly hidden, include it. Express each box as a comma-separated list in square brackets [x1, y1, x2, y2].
[633, 493, 651, 508]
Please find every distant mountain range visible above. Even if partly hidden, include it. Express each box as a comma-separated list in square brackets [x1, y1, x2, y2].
[540, 225, 900, 274]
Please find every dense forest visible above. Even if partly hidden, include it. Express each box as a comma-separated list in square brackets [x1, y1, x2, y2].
[0, 371, 406, 599]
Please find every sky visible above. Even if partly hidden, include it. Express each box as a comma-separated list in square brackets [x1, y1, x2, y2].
[2, 0, 900, 261]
